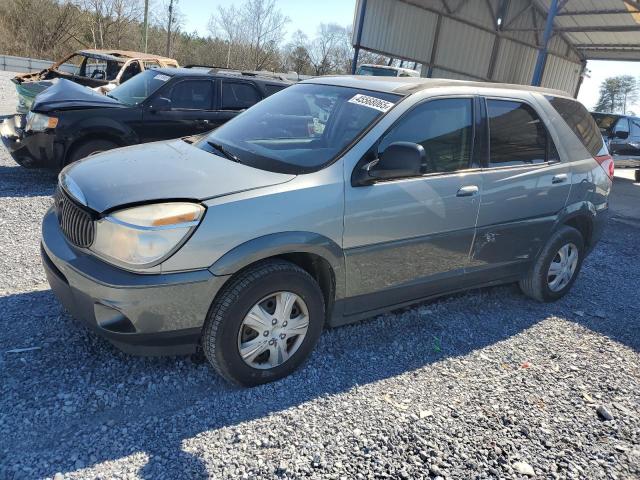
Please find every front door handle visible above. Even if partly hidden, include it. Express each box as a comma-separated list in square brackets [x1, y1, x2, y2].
[552, 173, 568, 184]
[456, 185, 479, 197]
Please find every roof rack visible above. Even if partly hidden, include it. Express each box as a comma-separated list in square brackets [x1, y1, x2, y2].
[183, 64, 291, 82]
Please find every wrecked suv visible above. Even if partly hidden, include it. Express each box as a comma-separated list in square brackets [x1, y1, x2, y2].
[41, 77, 612, 386]
[12, 49, 178, 113]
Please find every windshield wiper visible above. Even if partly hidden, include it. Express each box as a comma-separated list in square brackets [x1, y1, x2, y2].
[207, 141, 242, 164]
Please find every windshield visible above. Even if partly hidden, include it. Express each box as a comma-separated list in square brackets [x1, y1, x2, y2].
[197, 83, 401, 174]
[591, 113, 622, 133]
[57, 54, 124, 81]
[356, 65, 398, 77]
[108, 69, 171, 106]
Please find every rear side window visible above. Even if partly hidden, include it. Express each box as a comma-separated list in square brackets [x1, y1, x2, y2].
[547, 96, 603, 157]
[379, 98, 473, 173]
[487, 100, 547, 166]
[221, 81, 262, 110]
[170, 80, 213, 110]
[631, 118, 640, 136]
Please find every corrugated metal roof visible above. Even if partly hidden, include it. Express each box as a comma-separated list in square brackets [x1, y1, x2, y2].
[352, 0, 640, 95]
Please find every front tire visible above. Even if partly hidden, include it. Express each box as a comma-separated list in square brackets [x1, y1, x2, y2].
[519, 225, 584, 302]
[202, 260, 325, 386]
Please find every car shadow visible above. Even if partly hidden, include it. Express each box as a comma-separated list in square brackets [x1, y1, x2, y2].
[1, 232, 638, 480]
[0, 164, 57, 198]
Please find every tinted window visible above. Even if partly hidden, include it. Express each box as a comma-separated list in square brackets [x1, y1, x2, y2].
[488, 100, 547, 165]
[170, 80, 213, 110]
[264, 84, 287, 96]
[548, 96, 603, 157]
[379, 98, 473, 173]
[356, 65, 398, 77]
[631, 118, 640, 136]
[221, 81, 262, 110]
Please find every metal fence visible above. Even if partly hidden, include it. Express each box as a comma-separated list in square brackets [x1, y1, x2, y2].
[0, 54, 75, 74]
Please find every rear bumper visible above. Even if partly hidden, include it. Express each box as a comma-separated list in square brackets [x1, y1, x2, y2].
[41, 207, 228, 355]
[1, 115, 63, 168]
[613, 157, 640, 169]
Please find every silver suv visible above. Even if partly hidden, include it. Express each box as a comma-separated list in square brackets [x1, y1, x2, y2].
[41, 76, 613, 386]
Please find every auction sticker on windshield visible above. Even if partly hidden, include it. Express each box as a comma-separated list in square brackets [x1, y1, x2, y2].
[348, 94, 395, 113]
[154, 74, 171, 82]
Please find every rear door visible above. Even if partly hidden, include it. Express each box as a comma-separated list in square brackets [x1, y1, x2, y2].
[343, 96, 483, 314]
[471, 97, 571, 277]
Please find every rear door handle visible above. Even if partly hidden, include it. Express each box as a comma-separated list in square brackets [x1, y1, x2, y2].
[456, 185, 479, 197]
[552, 174, 568, 184]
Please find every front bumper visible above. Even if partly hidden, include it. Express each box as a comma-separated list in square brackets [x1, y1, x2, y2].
[41, 207, 228, 355]
[1, 115, 63, 168]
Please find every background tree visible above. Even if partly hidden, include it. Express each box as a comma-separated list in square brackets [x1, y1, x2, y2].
[595, 75, 639, 114]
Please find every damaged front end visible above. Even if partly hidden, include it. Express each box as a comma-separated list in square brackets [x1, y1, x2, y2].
[12, 75, 58, 113]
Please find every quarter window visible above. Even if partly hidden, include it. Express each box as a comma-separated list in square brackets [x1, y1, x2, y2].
[221, 81, 262, 110]
[170, 80, 213, 110]
[547, 96, 603, 157]
[379, 98, 473, 173]
[487, 100, 548, 166]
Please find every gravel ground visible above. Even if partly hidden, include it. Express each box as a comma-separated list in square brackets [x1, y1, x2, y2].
[1, 70, 639, 480]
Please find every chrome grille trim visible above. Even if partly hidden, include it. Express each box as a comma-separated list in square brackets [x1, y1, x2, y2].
[54, 187, 95, 248]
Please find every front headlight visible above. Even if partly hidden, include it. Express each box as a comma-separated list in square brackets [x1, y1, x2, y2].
[25, 112, 58, 132]
[91, 202, 205, 266]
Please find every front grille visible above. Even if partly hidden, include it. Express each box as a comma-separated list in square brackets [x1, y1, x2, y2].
[54, 187, 95, 248]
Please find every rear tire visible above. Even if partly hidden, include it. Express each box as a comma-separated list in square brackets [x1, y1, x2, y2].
[519, 225, 584, 302]
[202, 260, 325, 386]
[66, 139, 119, 165]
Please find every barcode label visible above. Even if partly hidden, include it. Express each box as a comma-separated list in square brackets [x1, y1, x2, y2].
[348, 94, 395, 112]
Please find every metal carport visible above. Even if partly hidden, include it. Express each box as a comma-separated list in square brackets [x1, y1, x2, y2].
[351, 0, 640, 95]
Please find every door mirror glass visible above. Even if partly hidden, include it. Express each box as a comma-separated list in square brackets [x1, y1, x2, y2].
[367, 142, 425, 181]
[150, 97, 172, 111]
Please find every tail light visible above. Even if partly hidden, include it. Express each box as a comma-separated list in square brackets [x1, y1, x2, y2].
[595, 154, 614, 179]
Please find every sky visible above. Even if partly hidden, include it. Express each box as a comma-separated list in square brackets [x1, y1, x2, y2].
[180, 0, 639, 111]
[179, 0, 357, 41]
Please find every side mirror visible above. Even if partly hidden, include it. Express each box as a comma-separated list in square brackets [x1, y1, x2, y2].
[149, 97, 171, 112]
[367, 142, 425, 182]
[614, 129, 629, 139]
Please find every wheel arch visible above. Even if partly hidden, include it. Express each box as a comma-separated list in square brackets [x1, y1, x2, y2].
[556, 201, 597, 248]
[209, 232, 346, 323]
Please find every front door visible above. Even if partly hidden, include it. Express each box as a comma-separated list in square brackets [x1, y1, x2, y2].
[343, 97, 482, 314]
[141, 79, 222, 141]
[471, 98, 572, 277]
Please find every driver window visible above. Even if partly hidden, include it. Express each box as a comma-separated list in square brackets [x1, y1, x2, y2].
[379, 98, 473, 173]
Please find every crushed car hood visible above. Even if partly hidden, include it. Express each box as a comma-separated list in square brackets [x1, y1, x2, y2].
[31, 79, 123, 113]
[62, 139, 295, 213]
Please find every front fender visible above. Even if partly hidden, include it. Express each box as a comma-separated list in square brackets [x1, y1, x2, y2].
[209, 231, 346, 299]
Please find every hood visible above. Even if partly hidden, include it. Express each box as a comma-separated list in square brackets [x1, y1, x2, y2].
[62, 139, 296, 213]
[32, 79, 124, 113]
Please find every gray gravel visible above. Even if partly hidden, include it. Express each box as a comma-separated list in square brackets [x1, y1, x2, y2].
[1, 70, 640, 480]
